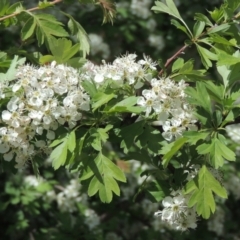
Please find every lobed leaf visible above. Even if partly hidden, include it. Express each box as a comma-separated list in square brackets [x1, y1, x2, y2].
[184, 165, 227, 219]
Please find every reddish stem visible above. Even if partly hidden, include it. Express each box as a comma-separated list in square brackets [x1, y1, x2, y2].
[158, 44, 189, 76]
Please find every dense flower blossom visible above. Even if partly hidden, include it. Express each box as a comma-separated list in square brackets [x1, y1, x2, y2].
[137, 77, 197, 141]
[1, 61, 90, 168]
[1, 54, 155, 168]
[154, 190, 198, 231]
[81, 53, 155, 89]
[1, 53, 195, 169]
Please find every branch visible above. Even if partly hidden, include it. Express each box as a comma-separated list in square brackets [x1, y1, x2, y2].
[0, 0, 63, 22]
[158, 12, 240, 76]
[158, 44, 189, 76]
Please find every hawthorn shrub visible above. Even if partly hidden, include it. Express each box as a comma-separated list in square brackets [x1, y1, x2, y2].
[1, 0, 240, 239]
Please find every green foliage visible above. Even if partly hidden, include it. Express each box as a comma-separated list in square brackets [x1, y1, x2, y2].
[0, 55, 25, 81]
[197, 136, 235, 168]
[22, 13, 69, 46]
[161, 137, 187, 168]
[50, 130, 76, 170]
[88, 152, 126, 203]
[39, 37, 85, 67]
[62, 12, 90, 58]
[1, 0, 240, 237]
[184, 165, 227, 219]
[152, 0, 192, 37]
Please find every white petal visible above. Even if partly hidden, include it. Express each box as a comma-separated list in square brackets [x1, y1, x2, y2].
[47, 130, 55, 140]
[94, 74, 104, 83]
[12, 83, 21, 92]
[2, 110, 11, 121]
[4, 151, 14, 161]
[0, 143, 10, 153]
[162, 196, 173, 207]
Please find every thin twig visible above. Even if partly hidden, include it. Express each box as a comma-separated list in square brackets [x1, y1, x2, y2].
[158, 9, 240, 76]
[0, 0, 63, 22]
[158, 44, 188, 76]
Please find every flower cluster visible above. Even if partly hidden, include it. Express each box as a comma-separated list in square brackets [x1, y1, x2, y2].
[56, 179, 88, 212]
[84, 209, 101, 230]
[137, 77, 197, 141]
[0, 53, 159, 168]
[89, 33, 110, 59]
[154, 190, 198, 231]
[226, 123, 240, 142]
[80, 53, 155, 88]
[0, 62, 90, 168]
[25, 175, 88, 213]
[130, 0, 152, 19]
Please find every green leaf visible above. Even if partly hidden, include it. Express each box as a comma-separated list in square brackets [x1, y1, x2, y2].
[171, 19, 191, 38]
[193, 21, 205, 38]
[0, 0, 9, 16]
[91, 132, 102, 151]
[196, 44, 217, 69]
[87, 153, 126, 203]
[88, 176, 100, 196]
[183, 131, 210, 145]
[62, 12, 90, 58]
[152, 0, 181, 18]
[50, 131, 77, 169]
[212, 110, 223, 127]
[107, 96, 144, 113]
[81, 80, 98, 98]
[117, 121, 145, 153]
[197, 137, 235, 168]
[216, 50, 240, 89]
[68, 130, 76, 152]
[50, 137, 68, 170]
[221, 110, 234, 127]
[207, 23, 231, 34]
[40, 37, 80, 64]
[92, 92, 116, 111]
[136, 125, 164, 154]
[194, 13, 213, 27]
[178, 60, 194, 74]
[204, 81, 224, 103]
[162, 137, 187, 168]
[209, 8, 224, 22]
[102, 155, 126, 182]
[184, 165, 227, 219]
[172, 58, 184, 72]
[217, 50, 240, 66]
[209, 34, 237, 47]
[21, 17, 36, 41]
[33, 13, 69, 46]
[90, 125, 112, 151]
[145, 180, 169, 202]
[0, 55, 25, 82]
[38, 1, 53, 9]
[151, 0, 192, 37]
[192, 82, 212, 115]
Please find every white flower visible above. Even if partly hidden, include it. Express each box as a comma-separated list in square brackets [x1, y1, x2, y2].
[162, 119, 184, 141]
[94, 73, 104, 83]
[161, 195, 186, 222]
[154, 191, 198, 231]
[138, 54, 157, 70]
